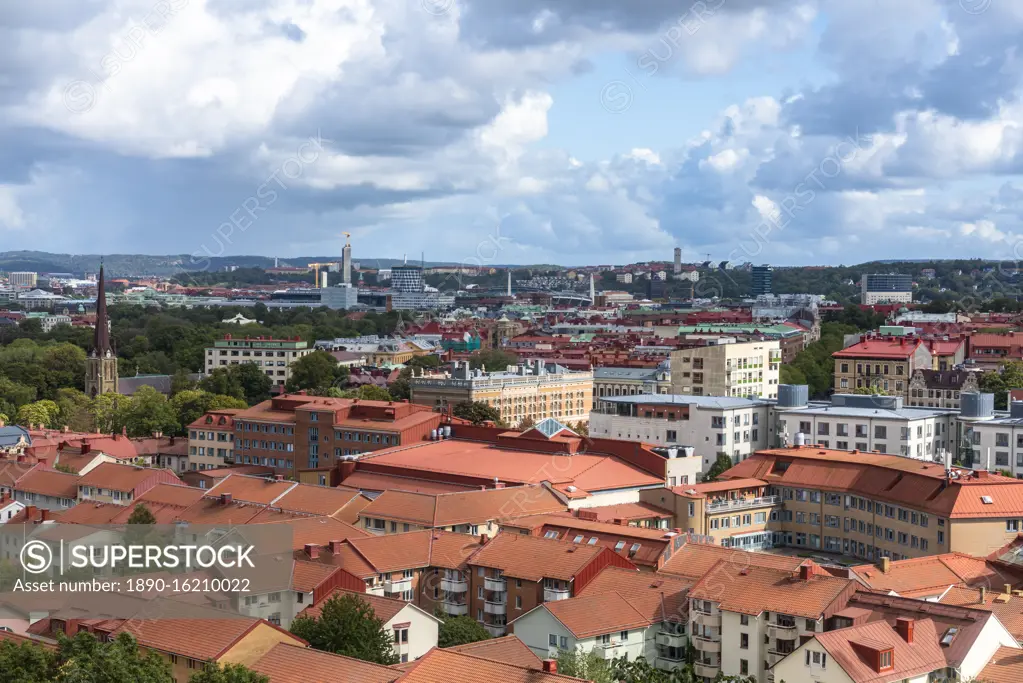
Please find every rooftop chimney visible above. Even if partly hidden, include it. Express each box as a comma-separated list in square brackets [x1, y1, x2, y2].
[329, 540, 344, 555]
[799, 564, 812, 581]
[542, 660, 557, 674]
[1006, 583, 1013, 595]
[980, 586, 987, 604]
[895, 617, 914, 644]
[880, 556, 891, 574]
[479, 534, 489, 545]
[220, 493, 233, 506]
[305, 543, 320, 559]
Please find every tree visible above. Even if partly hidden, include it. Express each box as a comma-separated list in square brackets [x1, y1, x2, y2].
[569, 420, 589, 436]
[121, 386, 179, 437]
[452, 400, 502, 425]
[0, 639, 53, 683]
[556, 648, 613, 683]
[517, 416, 536, 430]
[287, 351, 347, 393]
[170, 389, 246, 434]
[126, 503, 158, 526]
[468, 349, 518, 371]
[289, 593, 399, 665]
[54, 631, 174, 683]
[15, 400, 61, 428]
[55, 388, 95, 432]
[702, 453, 734, 482]
[188, 662, 269, 683]
[980, 361, 1023, 410]
[349, 385, 391, 401]
[437, 615, 491, 648]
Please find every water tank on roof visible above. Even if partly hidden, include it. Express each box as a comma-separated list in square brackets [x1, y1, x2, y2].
[777, 384, 809, 408]
[794, 432, 806, 446]
[960, 392, 994, 419]
[1011, 401, 1023, 420]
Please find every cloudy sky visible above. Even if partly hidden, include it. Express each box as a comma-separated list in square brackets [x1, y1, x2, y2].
[2, 0, 1022, 267]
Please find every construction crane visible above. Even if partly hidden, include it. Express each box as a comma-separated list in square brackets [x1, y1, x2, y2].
[342, 231, 351, 244]
[307, 262, 335, 286]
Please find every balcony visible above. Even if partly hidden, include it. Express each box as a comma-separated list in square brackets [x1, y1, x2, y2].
[694, 663, 720, 679]
[544, 587, 571, 602]
[692, 610, 721, 628]
[705, 495, 780, 513]
[595, 643, 622, 660]
[655, 632, 686, 648]
[692, 636, 721, 653]
[484, 623, 507, 638]
[768, 622, 798, 640]
[484, 577, 506, 592]
[484, 600, 506, 615]
[440, 601, 468, 616]
[441, 578, 467, 592]
[767, 648, 796, 666]
[384, 577, 412, 594]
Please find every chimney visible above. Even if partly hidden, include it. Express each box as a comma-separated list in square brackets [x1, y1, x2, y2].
[799, 564, 812, 581]
[1006, 584, 1013, 596]
[881, 556, 891, 574]
[328, 540, 345, 555]
[24, 505, 37, 521]
[305, 543, 320, 559]
[542, 660, 557, 674]
[274, 474, 284, 481]
[39, 509, 50, 522]
[980, 586, 987, 604]
[479, 534, 489, 545]
[895, 617, 914, 644]
[220, 493, 233, 505]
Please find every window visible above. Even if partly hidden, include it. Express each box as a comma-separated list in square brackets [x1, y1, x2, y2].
[740, 660, 749, 676]
[874, 426, 887, 439]
[740, 633, 748, 649]
[549, 634, 558, 648]
[740, 614, 749, 626]
[516, 596, 522, 609]
[805, 650, 828, 669]
[805, 619, 815, 631]
[879, 649, 892, 670]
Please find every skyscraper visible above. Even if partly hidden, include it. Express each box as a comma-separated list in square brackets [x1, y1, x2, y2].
[84, 265, 118, 397]
[341, 232, 352, 284]
[673, 247, 682, 275]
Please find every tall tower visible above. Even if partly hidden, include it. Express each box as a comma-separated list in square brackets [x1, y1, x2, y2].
[341, 232, 352, 284]
[85, 265, 118, 397]
[589, 273, 595, 301]
[506, 270, 512, 297]
[673, 247, 682, 275]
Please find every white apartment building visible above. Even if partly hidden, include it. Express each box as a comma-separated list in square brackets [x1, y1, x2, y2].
[670, 340, 781, 399]
[959, 400, 1023, 476]
[8, 272, 37, 289]
[589, 395, 775, 475]
[204, 336, 311, 387]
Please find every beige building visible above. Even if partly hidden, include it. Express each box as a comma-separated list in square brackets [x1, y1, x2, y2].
[204, 336, 311, 387]
[832, 336, 932, 397]
[670, 340, 781, 399]
[410, 360, 593, 426]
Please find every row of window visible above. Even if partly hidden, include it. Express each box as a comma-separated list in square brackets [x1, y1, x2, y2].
[709, 512, 768, 530]
[189, 430, 233, 442]
[240, 423, 295, 435]
[234, 455, 293, 468]
[236, 439, 295, 452]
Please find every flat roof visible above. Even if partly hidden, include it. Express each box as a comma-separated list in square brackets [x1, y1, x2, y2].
[599, 394, 771, 409]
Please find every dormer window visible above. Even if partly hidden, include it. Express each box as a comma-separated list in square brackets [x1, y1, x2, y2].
[878, 649, 893, 671]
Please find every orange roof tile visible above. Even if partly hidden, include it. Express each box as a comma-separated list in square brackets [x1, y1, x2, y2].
[671, 478, 768, 497]
[341, 471, 479, 494]
[291, 560, 341, 593]
[397, 647, 586, 683]
[525, 517, 672, 568]
[689, 560, 856, 618]
[578, 566, 691, 624]
[445, 636, 542, 669]
[851, 553, 1020, 596]
[536, 591, 653, 638]
[111, 617, 286, 661]
[14, 468, 80, 498]
[262, 515, 370, 550]
[199, 474, 296, 505]
[810, 619, 944, 683]
[833, 338, 923, 359]
[468, 532, 616, 582]
[938, 586, 1023, 641]
[273, 484, 365, 516]
[658, 542, 804, 580]
[978, 646, 1023, 683]
[252, 642, 396, 683]
[362, 486, 566, 527]
[78, 462, 181, 492]
[347, 531, 434, 573]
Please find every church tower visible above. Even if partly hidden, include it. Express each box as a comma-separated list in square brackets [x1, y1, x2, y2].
[84, 265, 118, 397]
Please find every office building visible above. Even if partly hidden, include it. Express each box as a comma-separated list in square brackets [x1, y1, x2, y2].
[319, 284, 358, 310]
[8, 272, 37, 289]
[410, 360, 593, 426]
[673, 247, 682, 275]
[751, 265, 773, 296]
[592, 366, 672, 408]
[669, 340, 781, 399]
[204, 335, 312, 387]
[392, 265, 425, 293]
[861, 273, 913, 304]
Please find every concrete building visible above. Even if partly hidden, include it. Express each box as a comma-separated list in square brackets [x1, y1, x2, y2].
[669, 340, 781, 399]
[392, 265, 425, 293]
[411, 360, 593, 426]
[592, 366, 671, 409]
[589, 395, 773, 476]
[861, 273, 913, 304]
[8, 272, 37, 289]
[958, 399, 1023, 477]
[341, 234, 352, 284]
[204, 335, 312, 388]
[673, 247, 682, 275]
[751, 265, 773, 296]
[319, 283, 358, 310]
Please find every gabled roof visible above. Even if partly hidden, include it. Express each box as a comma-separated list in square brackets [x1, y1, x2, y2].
[658, 541, 804, 580]
[468, 531, 623, 582]
[445, 636, 542, 669]
[689, 560, 856, 619]
[979, 646, 1023, 683]
[14, 467, 80, 498]
[78, 462, 182, 492]
[937, 586, 1023, 642]
[395, 647, 586, 683]
[110, 615, 301, 662]
[340, 471, 479, 495]
[251, 642, 398, 683]
[534, 591, 653, 638]
[578, 566, 691, 623]
[360, 485, 566, 527]
[807, 619, 943, 683]
[850, 553, 1021, 596]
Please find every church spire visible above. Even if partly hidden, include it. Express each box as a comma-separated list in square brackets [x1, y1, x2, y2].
[94, 264, 111, 356]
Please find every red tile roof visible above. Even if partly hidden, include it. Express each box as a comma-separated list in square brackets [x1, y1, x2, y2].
[937, 586, 1023, 641]
[809, 619, 944, 683]
[851, 554, 1021, 596]
[978, 646, 1023, 683]
[361, 485, 566, 527]
[445, 636, 542, 669]
[298, 588, 410, 623]
[578, 566, 691, 624]
[340, 471, 479, 494]
[833, 338, 924, 359]
[78, 462, 182, 493]
[396, 647, 586, 683]
[658, 541, 804, 580]
[468, 531, 628, 582]
[534, 591, 652, 638]
[251, 642, 397, 683]
[14, 468, 80, 498]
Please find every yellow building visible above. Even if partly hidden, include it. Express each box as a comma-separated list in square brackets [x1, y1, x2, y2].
[410, 359, 592, 426]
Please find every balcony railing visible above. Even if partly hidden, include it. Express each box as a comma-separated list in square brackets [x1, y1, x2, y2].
[384, 577, 412, 594]
[705, 495, 780, 513]
[440, 601, 468, 616]
[484, 577, 506, 592]
[544, 587, 571, 602]
[483, 600, 506, 615]
[595, 643, 622, 660]
[768, 622, 798, 639]
[692, 636, 721, 653]
[655, 632, 686, 648]
[440, 578, 467, 592]
[483, 623, 507, 637]
[694, 663, 720, 679]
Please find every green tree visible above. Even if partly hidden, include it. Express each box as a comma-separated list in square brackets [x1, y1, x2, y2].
[980, 361, 1023, 410]
[467, 349, 518, 371]
[452, 400, 502, 425]
[289, 593, 399, 665]
[556, 648, 613, 683]
[200, 365, 274, 405]
[517, 416, 537, 430]
[569, 420, 589, 436]
[121, 386, 179, 437]
[15, 400, 61, 428]
[90, 392, 130, 434]
[55, 388, 95, 432]
[702, 453, 735, 482]
[437, 615, 491, 648]
[170, 389, 246, 434]
[188, 662, 269, 683]
[54, 631, 174, 683]
[0, 377, 36, 417]
[126, 503, 157, 525]
[0, 639, 53, 683]
[286, 351, 348, 393]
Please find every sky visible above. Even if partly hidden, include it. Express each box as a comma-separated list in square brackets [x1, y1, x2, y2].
[2, 0, 1023, 268]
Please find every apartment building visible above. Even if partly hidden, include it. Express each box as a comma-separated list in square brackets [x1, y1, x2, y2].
[230, 394, 442, 477]
[907, 369, 979, 409]
[410, 360, 593, 426]
[721, 446, 1023, 560]
[297, 588, 440, 663]
[466, 532, 638, 637]
[687, 561, 858, 682]
[186, 409, 240, 471]
[957, 401, 1023, 477]
[848, 553, 1023, 601]
[592, 366, 671, 409]
[77, 463, 183, 505]
[775, 393, 956, 460]
[669, 340, 781, 399]
[204, 335, 312, 387]
[589, 395, 773, 475]
[833, 336, 932, 397]
[357, 485, 567, 536]
[510, 567, 691, 669]
[12, 468, 79, 510]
